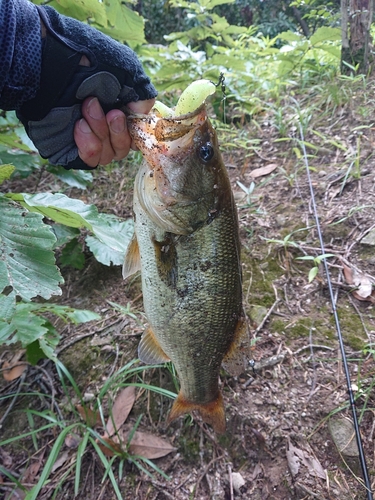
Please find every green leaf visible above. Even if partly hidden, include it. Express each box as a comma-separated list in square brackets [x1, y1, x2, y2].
[86, 235, 124, 266]
[99, 1, 146, 47]
[0, 147, 40, 178]
[0, 196, 63, 301]
[37, 321, 61, 360]
[60, 238, 85, 270]
[0, 132, 33, 151]
[0, 292, 16, 321]
[310, 27, 341, 45]
[308, 266, 319, 283]
[51, 224, 80, 249]
[278, 31, 302, 42]
[67, 309, 101, 323]
[27, 340, 46, 365]
[7, 192, 96, 229]
[86, 214, 134, 258]
[0, 164, 15, 184]
[32, 0, 107, 26]
[47, 165, 93, 190]
[3, 307, 49, 346]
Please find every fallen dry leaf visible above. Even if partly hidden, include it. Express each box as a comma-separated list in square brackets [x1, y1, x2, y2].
[65, 433, 81, 449]
[5, 488, 27, 500]
[76, 405, 102, 428]
[51, 451, 70, 473]
[342, 262, 375, 302]
[286, 440, 325, 480]
[96, 434, 123, 457]
[2, 361, 27, 381]
[22, 449, 45, 484]
[127, 430, 176, 459]
[250, 163, 277, 179]
[106, 386, 136, 437]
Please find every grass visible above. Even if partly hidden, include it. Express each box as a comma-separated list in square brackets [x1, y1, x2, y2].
[0, 358, 176, 499]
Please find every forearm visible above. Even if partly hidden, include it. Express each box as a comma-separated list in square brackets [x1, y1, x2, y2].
[0, 0, 42, 110]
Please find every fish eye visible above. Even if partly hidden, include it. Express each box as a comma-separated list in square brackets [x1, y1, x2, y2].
[199, 143, 214, 162]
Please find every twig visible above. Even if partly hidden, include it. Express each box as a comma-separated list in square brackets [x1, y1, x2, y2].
[0, 370, 27, 428]
[193, 455, 224, 499]
[56, 331, 101, 354]
[306, 328, 317, 404]
[348, 294, 371, 340]
[293, 344, 334, 355]
[228, 464, 234, 500]
[253, 299, 280, 336]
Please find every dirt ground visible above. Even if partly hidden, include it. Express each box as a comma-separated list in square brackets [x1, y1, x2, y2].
[1, 80, 375, 499]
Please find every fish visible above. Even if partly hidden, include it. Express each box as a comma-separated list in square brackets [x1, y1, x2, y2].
[123, 104, 248, 433]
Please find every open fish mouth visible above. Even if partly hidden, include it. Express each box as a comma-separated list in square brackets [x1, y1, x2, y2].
[126, 104, 208, 166]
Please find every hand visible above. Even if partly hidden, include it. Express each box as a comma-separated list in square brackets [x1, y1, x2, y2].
[17, 5, 157, 170]
[75, 97, 155, 168]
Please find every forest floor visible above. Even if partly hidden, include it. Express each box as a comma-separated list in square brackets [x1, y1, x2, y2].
[1, 76, 375, 499]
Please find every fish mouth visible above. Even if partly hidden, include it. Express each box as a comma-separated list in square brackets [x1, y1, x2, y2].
[126, 104, 207, 164]
[127, 104, 210, 203]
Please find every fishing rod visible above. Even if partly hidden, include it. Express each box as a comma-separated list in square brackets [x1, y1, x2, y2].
[298, 121, 373, 500]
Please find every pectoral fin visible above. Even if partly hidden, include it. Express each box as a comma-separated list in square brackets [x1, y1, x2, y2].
[152, 235, 178, 288]
[123, 233, 141, 280]
[168, 391, 226, 434]
[138, 327, 170, 364]
[222, 316, 249, 376]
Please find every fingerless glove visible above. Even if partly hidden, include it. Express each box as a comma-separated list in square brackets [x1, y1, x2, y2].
[17, 6, 157, 170]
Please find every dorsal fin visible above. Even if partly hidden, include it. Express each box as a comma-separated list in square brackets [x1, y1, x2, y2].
[123, 233, 141, 280]
[138, 327, 170, 364]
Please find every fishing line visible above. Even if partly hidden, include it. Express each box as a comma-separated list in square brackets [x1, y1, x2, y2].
[298, 121, 373, 500]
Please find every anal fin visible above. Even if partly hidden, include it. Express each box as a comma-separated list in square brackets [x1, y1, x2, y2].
[222, 316, 249, 376]
[138, 327, 170, 364]
[168, 391, 226, 434]
[123, 233, 141, 280]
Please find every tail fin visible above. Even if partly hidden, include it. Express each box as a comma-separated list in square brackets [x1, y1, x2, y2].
[167, 391, 226, 434]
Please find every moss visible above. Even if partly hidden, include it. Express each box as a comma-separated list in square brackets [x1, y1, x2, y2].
[60, 339, 98, 386]
[178, 432, 201, 463]
[241, 247, 283, 308]
[330, 305, 368, 351]
[270, 314, 336, 344]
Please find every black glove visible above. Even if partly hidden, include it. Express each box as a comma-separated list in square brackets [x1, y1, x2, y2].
[17, 6, 157, 170]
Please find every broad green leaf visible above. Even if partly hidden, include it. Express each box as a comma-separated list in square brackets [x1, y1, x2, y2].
[47, 165, 93, 190]
[0, 196, 63, 301]
[32, 0, 107, 26]
[277, 31, 302, 42]
[88, 214, 134, 254]
[51, 224, 80, 249]
[6, 192, 133, 266]
[67, 309, 101, 323]
[100, 2, 145, 47]
[27, 339, 47, 365]
[86, 235, 125, 266]
[0, 164, 15, 184]
[204, 0, 235, 8]
[0, 147, 40, 178]
[310, 27, 341, 45]
[0, 132, 33, 151]
[0, 291, 16, 322]
[4, 307, 48, 346]
[7, 192, 96, 229]
[317, 45, 341, 59]
[60, 239, 85, 270]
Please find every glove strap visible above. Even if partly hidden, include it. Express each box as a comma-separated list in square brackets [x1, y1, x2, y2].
[20, 34, 82, 121]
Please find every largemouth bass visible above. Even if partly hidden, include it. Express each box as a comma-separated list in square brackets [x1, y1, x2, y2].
[124, 104, 247, 433]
